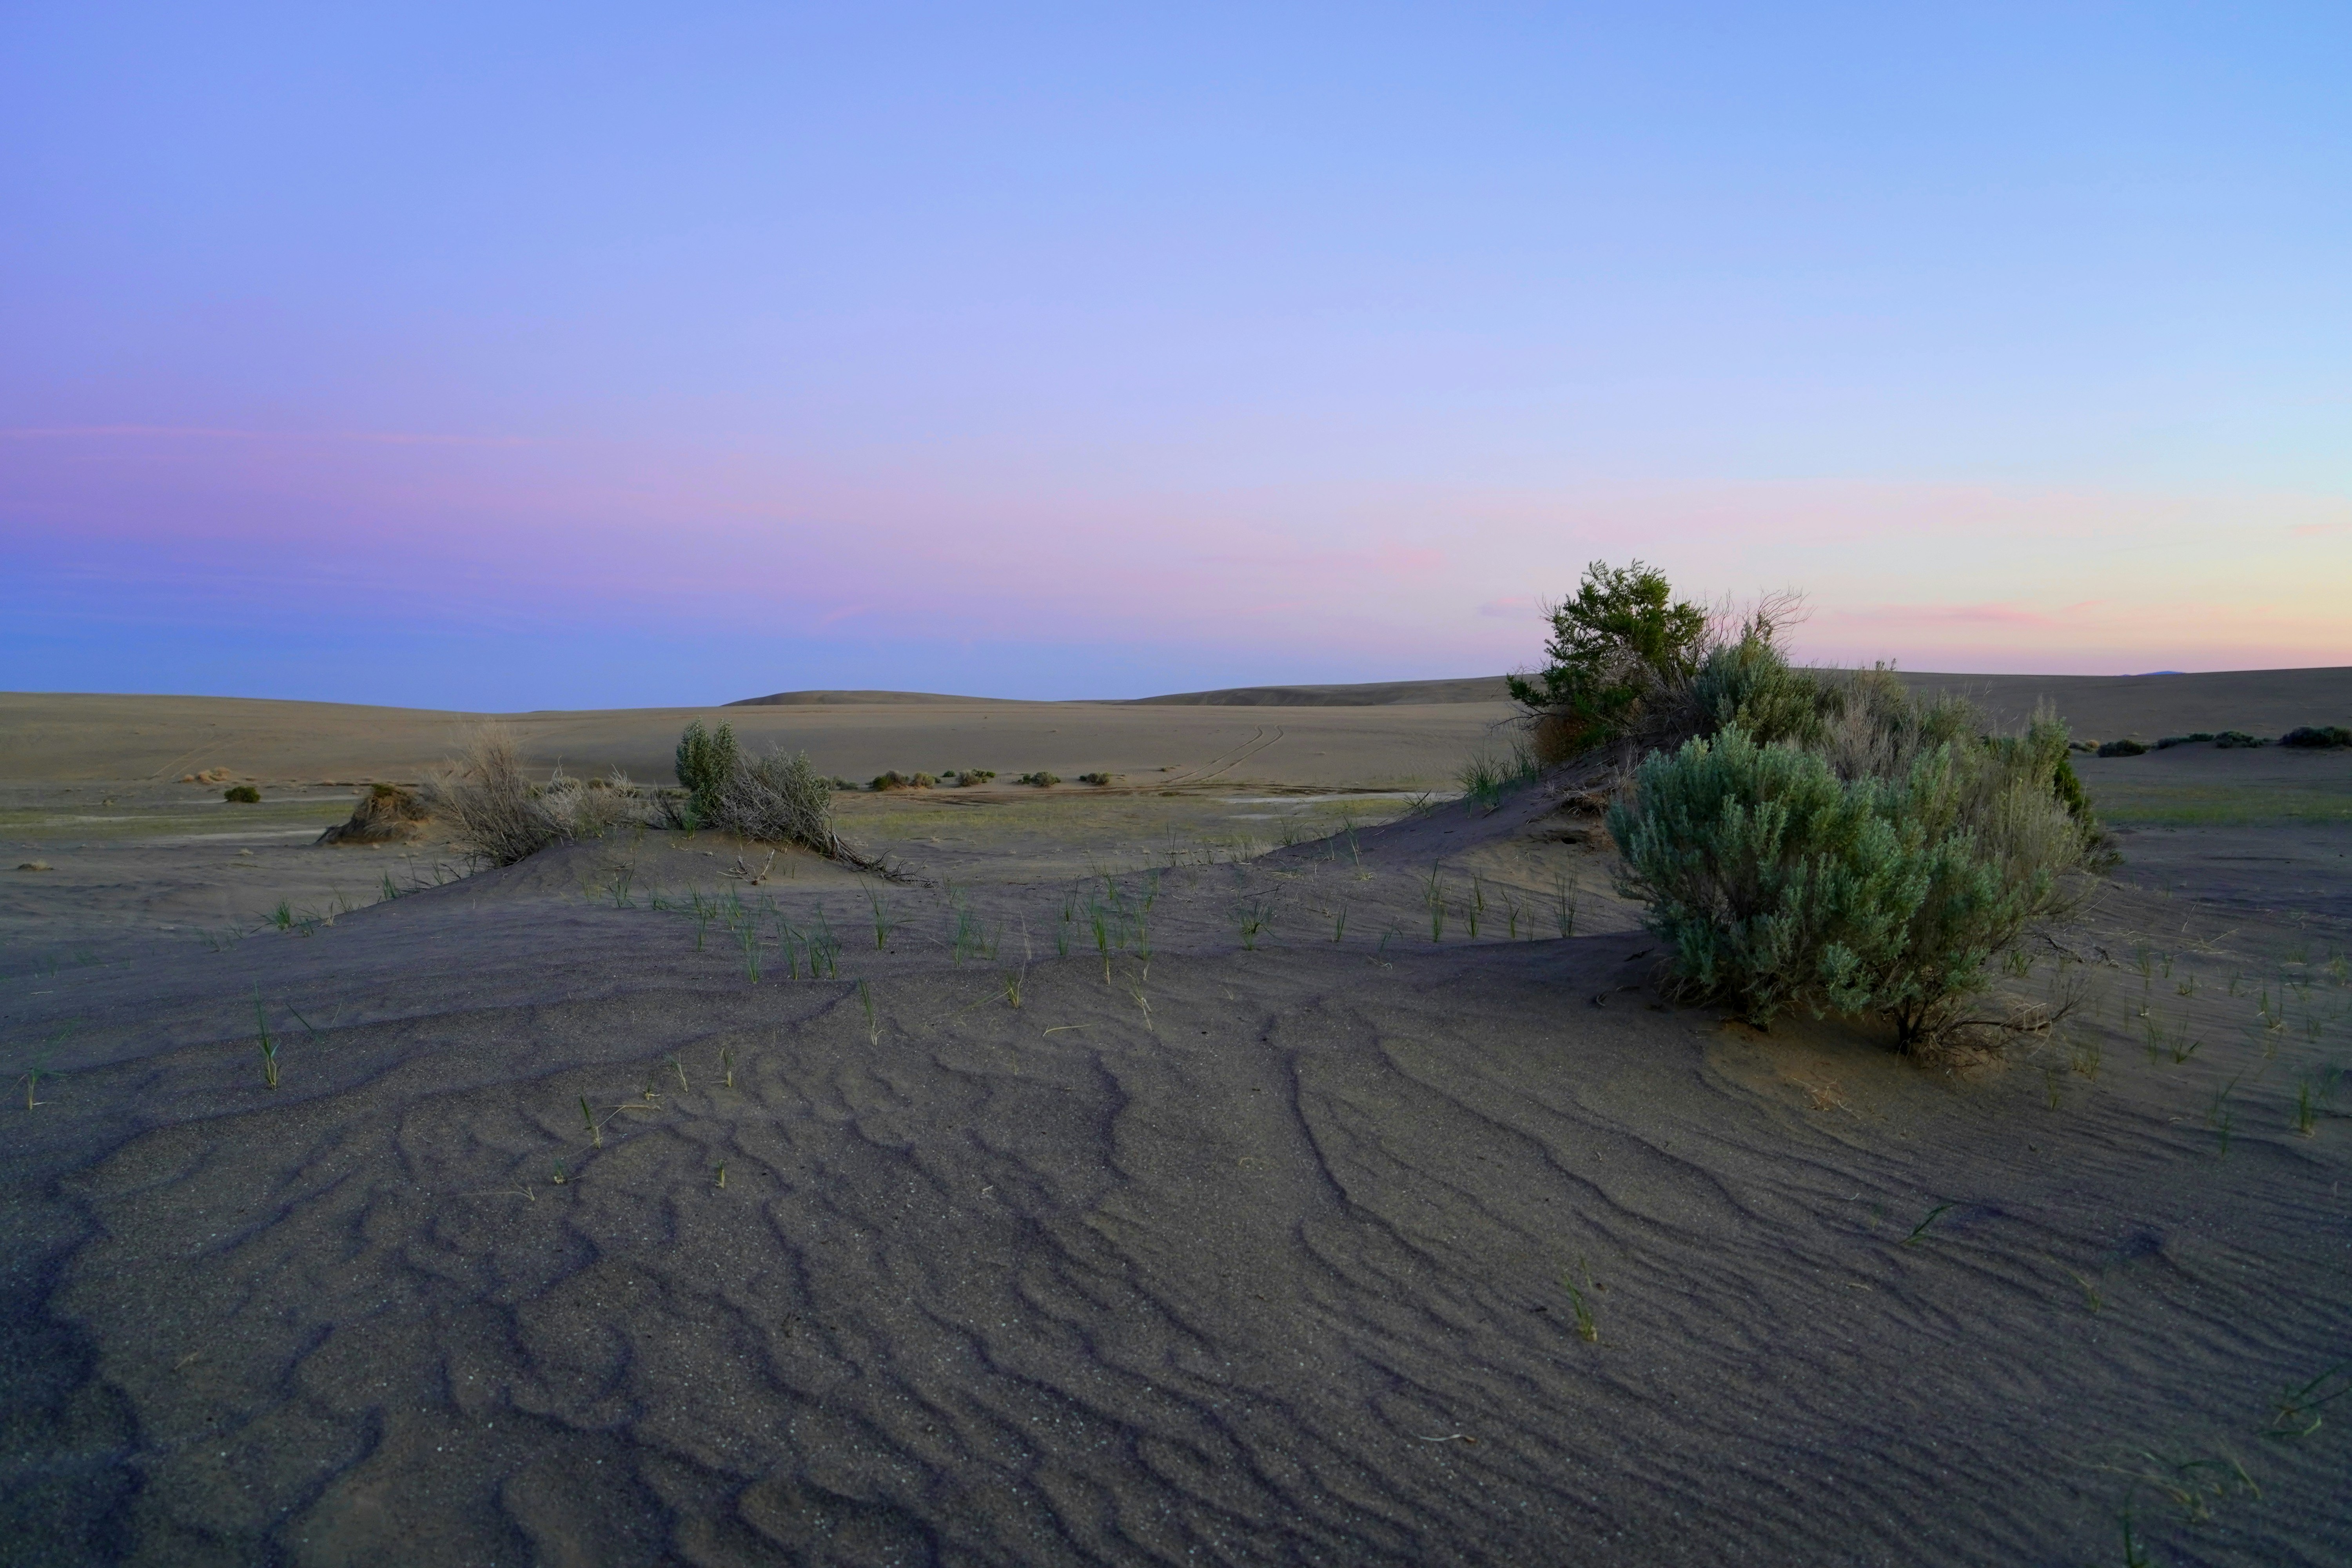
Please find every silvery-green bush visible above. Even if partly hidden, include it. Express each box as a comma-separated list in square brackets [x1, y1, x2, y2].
[1609, 708, 2090, 1050]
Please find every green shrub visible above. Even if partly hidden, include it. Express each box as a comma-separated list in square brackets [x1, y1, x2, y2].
[675, 721, 740, 824]
[1078, 771, 1117, 786]
[1686, 635, 1837, 748]
[2278, 726, 2349, 749]
[1610, 713, 2090, 1050]
[2096, 738, 2147, 757]
[952, 769, 997, 786]
[1017, 771, 1060, 788]
[1508, 561, 1712, 754]
[222, 784, 261, 803]
[909, 772, 938, 788]
[870, 771, 909, 791]
[2213, 730, 2265, 749]
[2155, 732, 2216, 749]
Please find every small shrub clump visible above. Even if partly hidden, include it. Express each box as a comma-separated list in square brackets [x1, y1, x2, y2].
[2280, 726, 2352, 749]
[223, 784, 261, 803]
[1508, 559, 1817, 769]
[697, 748, 840, 855]
[2155, 732, 2217, 749]
[1078, 772, 1117, 786]
[1459, 738, 1541, 811]
[2096, 738, 2148, 757]
[426, 727, 656, 866]
[951, 769, 997, 787]
[2214, 730, 2266, 749]
[909, 772, 938, 788]
[1017, 771, 1060, 788]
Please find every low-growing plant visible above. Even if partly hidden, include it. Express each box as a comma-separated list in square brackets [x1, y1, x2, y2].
[223, 784, 261, 803]
[254, 989, 280, 1089]
[2280, 726, 2352, 749]
[1559, 1258, 1600, 1342]
[1078, 772, 1115, 786]
[2209, 1075, 2241, 1156]
[2214, 730, 2265, 749]
[2096, 738, 2148, 758]
[1459, 737, 1540, 811]
[1017, 771, 1061, 788]
[953, 769, 997, 786]
[2155, 732, 2218, 749]
[2267, 1362, 2350, 1437]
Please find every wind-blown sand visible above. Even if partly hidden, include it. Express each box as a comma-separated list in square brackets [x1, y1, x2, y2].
[3, 678, 2349, 1566]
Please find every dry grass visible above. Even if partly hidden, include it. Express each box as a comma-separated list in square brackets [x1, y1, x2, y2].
[422, 726, 658, 866]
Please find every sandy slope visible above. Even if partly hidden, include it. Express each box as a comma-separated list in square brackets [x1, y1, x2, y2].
[3, 722, 2349, 1565]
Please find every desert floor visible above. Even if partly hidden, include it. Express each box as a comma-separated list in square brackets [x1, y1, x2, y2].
[2, 680, 2349, 1566]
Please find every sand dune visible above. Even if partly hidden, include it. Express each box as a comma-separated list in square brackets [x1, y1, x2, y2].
[3, 687, 2349, 1564]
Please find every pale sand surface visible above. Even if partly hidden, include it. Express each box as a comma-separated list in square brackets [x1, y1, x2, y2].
[0, 693, 1517, 791]
[5, 665, 2345, 790]
[2, 687, 2350, 1566]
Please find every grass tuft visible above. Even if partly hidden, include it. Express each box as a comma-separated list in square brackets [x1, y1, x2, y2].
[1559, 1258, 1600, 1342]
[1900, 1202, 1953, 1246]
[253, 987, 280, 1090]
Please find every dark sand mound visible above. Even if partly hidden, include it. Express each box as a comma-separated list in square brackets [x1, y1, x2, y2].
[314, 784, 432, 846]
[727, 691, 1035, 708]
[5, 757, 2350, 1566]
[1127, 677, 1512, 706]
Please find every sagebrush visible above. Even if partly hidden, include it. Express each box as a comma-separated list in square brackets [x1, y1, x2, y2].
[424, 727, 654, 866]
[1608, 668, 2095, 1050]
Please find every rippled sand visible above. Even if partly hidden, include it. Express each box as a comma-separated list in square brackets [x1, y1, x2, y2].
[4, 692, 2349, 1565]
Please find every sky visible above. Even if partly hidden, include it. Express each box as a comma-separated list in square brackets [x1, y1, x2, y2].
[4, 2, 2348, 708]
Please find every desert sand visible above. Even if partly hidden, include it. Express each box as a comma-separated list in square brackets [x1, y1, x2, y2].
[3, 675, 2349, 1566]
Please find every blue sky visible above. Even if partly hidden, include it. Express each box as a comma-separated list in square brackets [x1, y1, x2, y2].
[5, 3, 2347, 706]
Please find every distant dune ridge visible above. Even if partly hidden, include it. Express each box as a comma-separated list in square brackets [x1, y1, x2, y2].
[0, 667, 2343, 788]
[731, 666, 2350, 730]
[726, 689, 1029, 706]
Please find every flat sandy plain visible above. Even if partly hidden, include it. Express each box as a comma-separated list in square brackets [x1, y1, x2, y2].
[2, 671, 2349, 1567]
